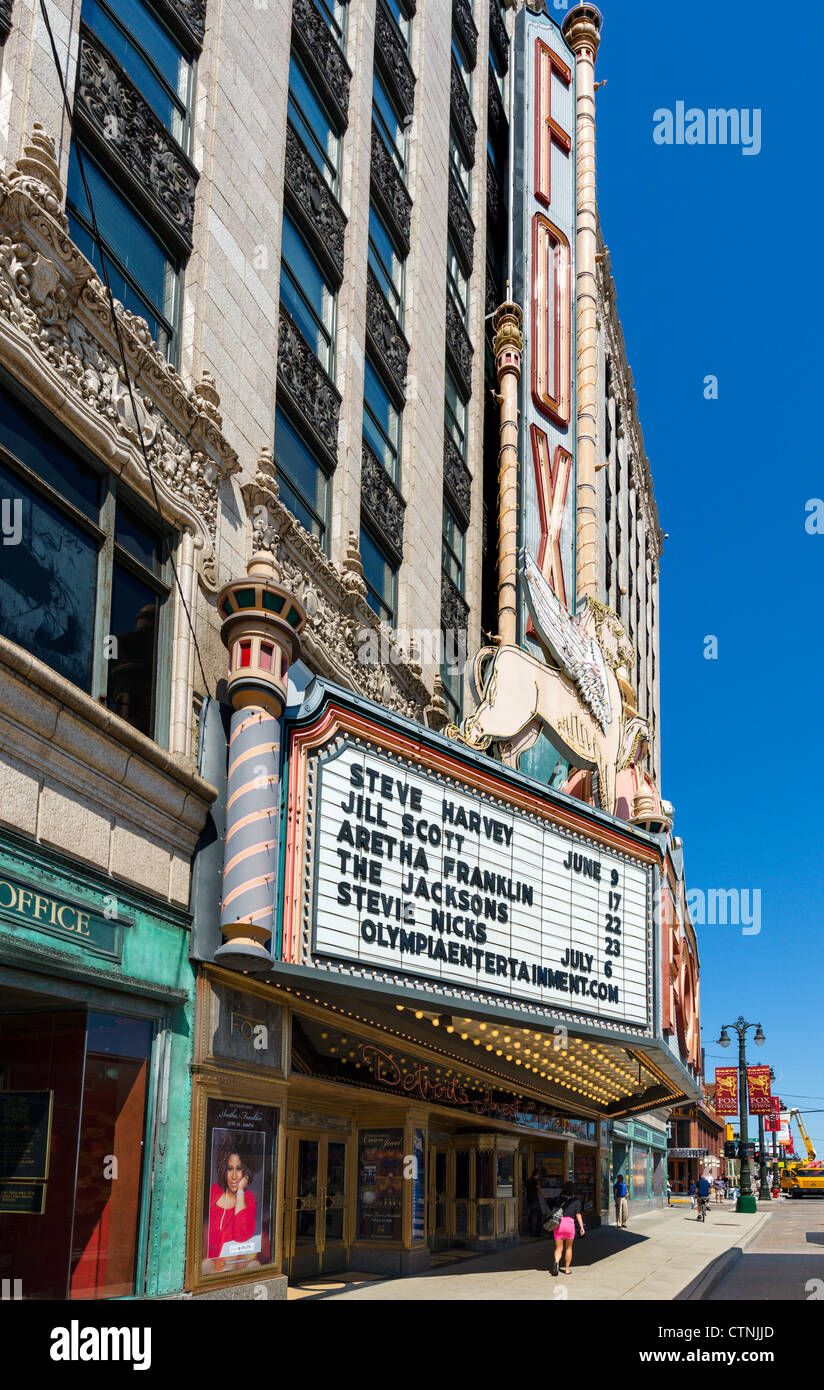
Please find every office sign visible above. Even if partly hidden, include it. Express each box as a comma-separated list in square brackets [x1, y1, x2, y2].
[309, 739, 650, 1027]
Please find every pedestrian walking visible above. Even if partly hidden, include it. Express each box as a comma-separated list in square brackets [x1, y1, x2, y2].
[688, 1179, 697, 1210]
[525, 1169, 543, 1237]
[666, 1178, 673, 1207]
[548, 1184, 586, 1276]
[613, 1172, 629, 1227]
[713, 1176, 724, 1204]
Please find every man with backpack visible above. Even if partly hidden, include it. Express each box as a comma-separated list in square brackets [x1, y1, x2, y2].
[613, 1172, 629, 1227]
[696, 1172, 712, 1220]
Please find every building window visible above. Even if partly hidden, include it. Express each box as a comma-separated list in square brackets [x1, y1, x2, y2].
[445, 368, 468, 457]
[442, 501, 465, 592]
[450, 128, 471, 204]
[67, 145, 180, 359]
[315, 0, 347, 45]
[489, 47, 505, 108]
[360, 523, 397, 625]
[0, 384, 170, 741]
[274, 408, 330, 547]
[364, 358, 401, 483]
[280, 212, 336, 373]
[82, 0, 192, 146]
[289, 54, 341, 194]
[373, 70, 407, 181]
[452, 33, 472, 98]
[447, 237, 469, 326]
[379, 0, 412, 52]
[368, 204, 404, 325]
[440, 660, 463, 722]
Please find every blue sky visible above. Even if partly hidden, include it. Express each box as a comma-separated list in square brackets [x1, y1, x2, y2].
[586, 0, 824, 1148]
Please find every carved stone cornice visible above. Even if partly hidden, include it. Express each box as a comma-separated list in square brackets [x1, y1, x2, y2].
[0, 0, 12, 45]
[74, 25, 198, 252]
[361, 440, 405, 565]
[448, 170, 474, 276]
[276, 306, 341, 469]
[445, 292, 473, 400]
[370, 123, 412, 256]
[452, 0, 478, 70]
[487, 70, 507, 150]
[291, 0, 352, 133]
[441, 569, 470, 635]
[374, 1, 416, 122]
[443, 431, 472, 529]
[450, 58, 477, 166]
[365, 267, 409, 401]
[156, 0, 206, 52]
[486, 156, 501, 228]
[0, 127, 238, 591]
[242, 459, 429, 719]
[488, 0, 509, 72]
[284, 120, 347, 285]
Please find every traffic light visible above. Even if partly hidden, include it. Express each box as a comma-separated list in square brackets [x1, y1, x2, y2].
[724, 1141, 737, 1159]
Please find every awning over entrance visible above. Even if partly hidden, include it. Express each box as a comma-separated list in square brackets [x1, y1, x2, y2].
[264, 962, 701, 1119]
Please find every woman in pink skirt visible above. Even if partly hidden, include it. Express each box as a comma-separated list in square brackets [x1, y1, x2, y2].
[551, 1184, 586, 1275]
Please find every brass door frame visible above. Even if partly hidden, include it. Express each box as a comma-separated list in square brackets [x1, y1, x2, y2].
[427, 1144, 451, 1246]
[283, 1130, 349, 1278]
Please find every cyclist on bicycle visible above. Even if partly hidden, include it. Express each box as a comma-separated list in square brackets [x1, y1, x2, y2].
[696, 1173, 712, 1220]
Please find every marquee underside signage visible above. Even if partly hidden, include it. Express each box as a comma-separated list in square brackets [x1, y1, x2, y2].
[282, 707, 654, 1032]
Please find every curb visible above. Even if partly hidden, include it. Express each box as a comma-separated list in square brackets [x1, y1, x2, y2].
[676, 1210, 774, 1301]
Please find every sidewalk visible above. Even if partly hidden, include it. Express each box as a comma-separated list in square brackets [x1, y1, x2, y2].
[294, 1203, 773, 1302]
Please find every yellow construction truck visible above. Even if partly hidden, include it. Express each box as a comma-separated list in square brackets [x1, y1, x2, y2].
[779, 1109, 824, 1197]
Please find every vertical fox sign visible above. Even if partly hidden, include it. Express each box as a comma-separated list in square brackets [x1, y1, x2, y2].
[512, 6, 578, 622]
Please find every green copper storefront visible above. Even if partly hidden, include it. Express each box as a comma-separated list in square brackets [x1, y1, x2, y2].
[0, 829, 194, 1299]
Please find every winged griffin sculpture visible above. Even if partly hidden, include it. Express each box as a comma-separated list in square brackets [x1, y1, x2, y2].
[446, 550, 651, 816]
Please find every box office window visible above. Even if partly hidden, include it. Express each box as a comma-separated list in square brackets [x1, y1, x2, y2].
[357, 1129, 403, 1241]
[0, 385, 172, 741]
[0, 1007, 153, 1300]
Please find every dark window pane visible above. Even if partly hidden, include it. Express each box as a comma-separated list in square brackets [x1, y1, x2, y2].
[83, 0, 186, 137]
[106, 561, 160, 735]
[67, 147, 177, 351]
[0, 384, 99, 518]
[288, 58, 339, 190]
[363, 359, 400, 479]
[115, 502, 163, 576]
[360, 525, 395, 624]
[373, 73, 405, 174]
[0, 460, 98, 689]
[274, 410, 328, 544]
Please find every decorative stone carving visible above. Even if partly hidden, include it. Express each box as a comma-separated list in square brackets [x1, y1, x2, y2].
[443, 432, 472, 529]
[374, 2, 416, 122]
[276, 306, 341, 469]
[441, 569, 470, 636]
[486, 263, 499, 319]
[447, 170, 474, 275]
[445, 292, 473, 400]
[361, 441, 405, 565]
[285, 121, 347, 283]
[370, 125, 412, 256]
[75, 25, 198, 251]
[0, 0, 13, 45]
[159, 0, 206, 50]
[365, 268, 409, 401]
[452, 0, 478, 70]
[241, 462, 429, 720]
[450, 59, 477, 167]
[488, 0, 510, 71]
[291, 0, 352, 133]
[425, 674, 450, 732]
[487, 70, 507, 148]
[486, 156, 501, 227]
[0, 128, 238, 590]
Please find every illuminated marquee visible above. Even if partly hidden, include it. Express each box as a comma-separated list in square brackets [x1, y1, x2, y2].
[514, 10, 577, 613]
[281, 704, 656, 1032]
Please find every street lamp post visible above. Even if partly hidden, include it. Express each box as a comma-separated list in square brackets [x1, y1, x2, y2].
[717, 1016, 766, 1215]
[769, 1066, 779, 1192]
[757, 1110, 771, 1200]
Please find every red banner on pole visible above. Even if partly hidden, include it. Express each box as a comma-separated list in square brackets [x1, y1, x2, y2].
[764, 1096, 780, 1132]
[715, 1067, 739, 1114]
[747, 1066, 772, 1114]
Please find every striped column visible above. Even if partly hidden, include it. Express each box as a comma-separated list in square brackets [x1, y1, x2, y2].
[220, 706, 280, 959]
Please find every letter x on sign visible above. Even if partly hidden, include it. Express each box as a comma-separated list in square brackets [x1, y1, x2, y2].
[531, 424, 572, 610]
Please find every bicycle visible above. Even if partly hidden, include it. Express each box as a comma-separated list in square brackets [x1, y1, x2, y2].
[697, 1196, 710, 1222]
